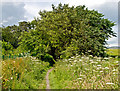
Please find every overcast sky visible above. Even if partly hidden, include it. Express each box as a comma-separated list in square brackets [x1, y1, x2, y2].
[1, 0, 119, 47]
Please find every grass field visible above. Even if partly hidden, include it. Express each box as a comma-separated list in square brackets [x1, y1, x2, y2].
[106, 48, 120, 56]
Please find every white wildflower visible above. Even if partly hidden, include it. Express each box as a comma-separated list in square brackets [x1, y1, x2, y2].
[88, 50, 91, 52]
[105, 67, 109, 69]
[79, 75, 85, 77]
[94, 56, 97, 59]
[112, 69, 116, 72]
[97, 68, 100, 70]
[98, 57, 102, 60]
[68, 59, 71, 60]
[97, 59, 101, 61]
[86, 57, 89, 59]
[113, 72, 116, 74]
[21, 53, 23, 55]
[109, 57, 112, 59]
[93, 70, 97, 72]
[74, 60, 77, 62]
[106, 83, 114, 85]
[85, 68, 89, 71]
[89, 60, 93, 62]
[97, 65, 101, 67]
[77, 78, 82, 80]
[71, 56, 74, 58]
[97, 75, 100, 77]
[79, 59, 82, 62]
[65, 59, 68, 61]
[81, 57, 84, 59]
[104, 57, 109, 60]
[91, 62, 98, 64]
[11, 77, 13, 79]
[102, 60, 105, 61]
[100, 71, 103, 73]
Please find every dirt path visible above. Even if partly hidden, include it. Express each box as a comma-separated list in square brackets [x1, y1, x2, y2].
[46, 67, 54, 90]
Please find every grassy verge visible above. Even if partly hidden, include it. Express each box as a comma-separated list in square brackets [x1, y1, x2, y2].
[2, 56, 50, 89]
[49, 55, 118, 89]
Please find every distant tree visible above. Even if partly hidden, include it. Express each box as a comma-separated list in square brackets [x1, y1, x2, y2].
[19, 3, 116, 60]
[2, 26, 18, 48]
[2, 21, 34, 48]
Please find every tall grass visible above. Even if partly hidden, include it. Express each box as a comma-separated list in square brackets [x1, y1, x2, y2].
[49, 55, 119, 89]
[2, 56, 50, 89]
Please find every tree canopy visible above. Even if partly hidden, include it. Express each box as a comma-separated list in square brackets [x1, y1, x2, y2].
[2, 3, 116, 62]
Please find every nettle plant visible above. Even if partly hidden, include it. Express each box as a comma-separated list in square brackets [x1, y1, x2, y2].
[19, 3, 116, 61]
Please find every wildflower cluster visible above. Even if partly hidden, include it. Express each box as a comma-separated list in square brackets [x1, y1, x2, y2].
[49, 55, 118, 89]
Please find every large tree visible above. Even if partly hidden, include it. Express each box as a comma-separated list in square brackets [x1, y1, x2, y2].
[19, 3, 116, 60]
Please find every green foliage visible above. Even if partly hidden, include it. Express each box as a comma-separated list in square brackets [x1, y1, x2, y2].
[2, 40, 13, 57]
[41, 54, 56, 66]
[1, 42, 30, 60]
[2, 40, 13, 51]
[2, 26, 19, 48]
[2, 21, 33, 49]
[18, 29, 55, 64]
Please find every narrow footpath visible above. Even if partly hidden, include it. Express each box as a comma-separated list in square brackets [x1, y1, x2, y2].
[46, 67, 54, 90]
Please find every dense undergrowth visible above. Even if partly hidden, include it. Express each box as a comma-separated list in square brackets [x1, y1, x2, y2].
[49, 54, 119, 89]
[2, 56, 50, 89]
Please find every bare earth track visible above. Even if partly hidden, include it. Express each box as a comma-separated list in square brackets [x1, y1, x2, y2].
[46, 68, 54, 90]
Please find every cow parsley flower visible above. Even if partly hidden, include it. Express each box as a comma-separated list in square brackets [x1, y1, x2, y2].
[106, 83, 114, 85]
